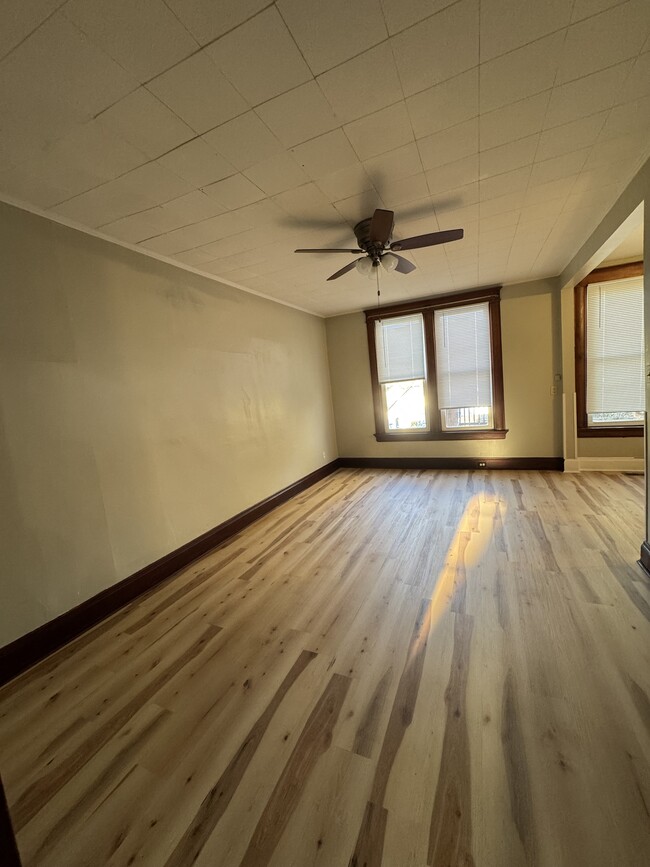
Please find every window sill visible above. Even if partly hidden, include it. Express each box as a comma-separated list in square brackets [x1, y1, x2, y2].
[374, 429, 509, 442]
[578, 426, 643, 438]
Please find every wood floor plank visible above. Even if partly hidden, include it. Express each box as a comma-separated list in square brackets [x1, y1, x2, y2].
[0, 468, 649, 867]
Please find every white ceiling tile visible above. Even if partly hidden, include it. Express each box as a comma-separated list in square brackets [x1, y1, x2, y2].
[380, 0, 459, 36]
[480, 0, 572, 62]
[518, 198, 566, 223]
[53, 161, 194, 226]
[0, 0, 65, 61]
[478, 209, 520, 231]
[277, 0, 387, 75]
[165, 0, 270, 45]
[123, 161, 194, 202]
[0, 13, 136, 127]
[255, 82, 341, 147]
[244, 153, 309, 196]
[37, 119, 147, 186]
[139, 230, 197, 255]
[434, 203, 480, 229]
[99, 211, 167, 243]
[344, 103, 414, 162]
[96, 88, 194, 159]
[291, 130, 359, 180]
[53, 182, 151, 226]
[584, 132, 647, 170]
[207, 7, 312, 105]
[426, 155, 479, 194]
[364, 142, 423, 188]
[63, 0, 198, 82]
[600, 95, 650, 139]
[544, 60, 634, 128]
[0, 163, 84, 208]
[334, 189, 387, 224]
[406, 69, 478, 140]
[147, 51, 248, 134]
[479, 91, 550, 150]
[535, 112, 607, 162]
[556, 1, 649, 84]
[315, 163, 375, 201]
[157, 138, 235, 187]
[160, 191, 225, 225]
[173, 247, 227, 267]
[202, 174, 266, 209]
[479, 135, 539, 179]
[620, 49, 650, 102]
[480, 31, 564, 113]
[432, 181, 480, 210]
[317, 43, 403, 124]
[570, 0, 627, 22]
[479, 191, 526, 216]
[529, 148, 591, 187]
[391, 0, 479, 97]
[380, 173, 430, 207]
[417, 119, 478, 170]
[525, 175, 576, 204]
[273, 183, 344, 225]
[203, 113, 284, 171]
[480, 166, 531, 201]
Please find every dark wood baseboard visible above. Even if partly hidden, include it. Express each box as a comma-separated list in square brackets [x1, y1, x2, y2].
[0, 776, 21, 866]
[0, 460, 340, 688]
[338, 457, 564, 471]
[638, 541, 650, 578]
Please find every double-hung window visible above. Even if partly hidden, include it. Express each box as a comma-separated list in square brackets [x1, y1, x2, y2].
[575, 262, 644, 437]
[366, 287, 507, 441]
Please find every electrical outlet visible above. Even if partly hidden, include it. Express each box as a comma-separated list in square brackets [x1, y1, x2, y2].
[550, 385, 558, 396]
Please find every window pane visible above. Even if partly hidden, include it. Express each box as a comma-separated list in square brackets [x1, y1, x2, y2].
[588, 411, 643, 426]
[441, 406, 492, 430]
[375, 314, 426, 383]
[383, 380, 427, 430]
[586, 277, 644, 413]
[434, 302, 492, 409]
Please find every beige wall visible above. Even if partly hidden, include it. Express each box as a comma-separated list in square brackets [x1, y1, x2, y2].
[559, 158, 648, 480]
[326, 279, 562, 458]
[0, 202, 337, 647]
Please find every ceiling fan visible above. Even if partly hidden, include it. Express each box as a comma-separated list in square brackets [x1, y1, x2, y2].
[294, 208, 463, 281]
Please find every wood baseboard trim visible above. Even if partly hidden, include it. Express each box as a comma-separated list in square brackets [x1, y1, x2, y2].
[0, 776, 21, 866]
[638, 541, 650, 578]
[338, 457, 564, 471]
[0, 460, 341, 687]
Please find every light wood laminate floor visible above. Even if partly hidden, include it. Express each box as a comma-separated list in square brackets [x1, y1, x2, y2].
[1, 469, 649, 867]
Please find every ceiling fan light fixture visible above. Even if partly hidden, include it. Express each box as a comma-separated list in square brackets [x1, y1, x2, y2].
[381, 253, 399, 272]
[356, 256, 373, 277]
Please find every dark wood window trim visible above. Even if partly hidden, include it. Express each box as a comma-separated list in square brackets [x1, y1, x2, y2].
[365, 286, 507, 442]
[574, 261, 644, 438]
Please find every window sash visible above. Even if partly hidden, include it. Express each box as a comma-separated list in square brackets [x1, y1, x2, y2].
[375, 313, 426, 384]
[434, 302, 493, 410]
[586, 277, 644, 415]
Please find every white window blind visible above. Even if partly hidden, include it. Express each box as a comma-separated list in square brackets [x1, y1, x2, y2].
[375, 313, 426, 383]
[586, 277, 644, 413]
[434, 302, 492, 409]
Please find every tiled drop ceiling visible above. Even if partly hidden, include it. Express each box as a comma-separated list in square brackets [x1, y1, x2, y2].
[0, 0, 648, 316]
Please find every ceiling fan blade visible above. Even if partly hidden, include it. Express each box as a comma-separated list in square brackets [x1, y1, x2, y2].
[391, 228, 464, 251]
[369, 209, 394, 245]
[295, 248, 362, 253]
[394, 255, 417, 274]
[327, 258, 363, 281]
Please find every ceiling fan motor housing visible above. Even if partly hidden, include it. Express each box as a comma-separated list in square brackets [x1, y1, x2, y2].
[354, 217, 389, 262]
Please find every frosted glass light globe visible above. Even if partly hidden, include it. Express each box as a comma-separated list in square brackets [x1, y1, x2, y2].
[356, 257, 373, 277]
[381, 253, 399, 272]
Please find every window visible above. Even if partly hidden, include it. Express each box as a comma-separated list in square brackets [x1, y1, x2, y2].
[575, 262, 644, 438]
[366, 287, 507, 441]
